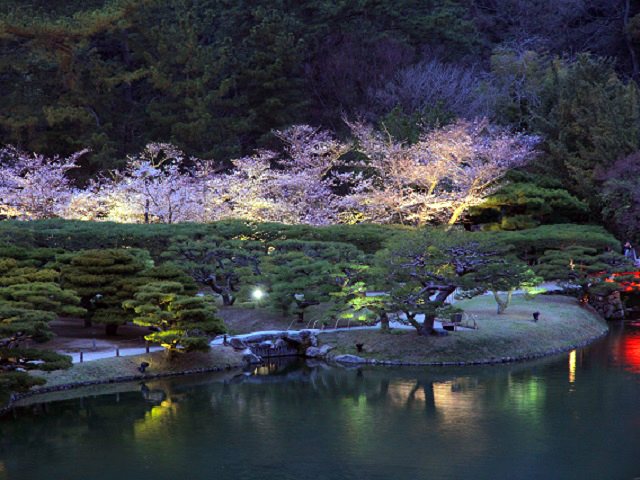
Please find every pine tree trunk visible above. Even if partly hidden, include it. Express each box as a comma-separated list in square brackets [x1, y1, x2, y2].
[421, 314, 436, 335]
[493, 290, 513, 314]
[221, 294, 235, 306]
[448, 204, 467, 226]
[380, 311, 390, 332]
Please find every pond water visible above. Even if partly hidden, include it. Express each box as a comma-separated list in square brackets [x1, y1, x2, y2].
[2, 324, 640, 480]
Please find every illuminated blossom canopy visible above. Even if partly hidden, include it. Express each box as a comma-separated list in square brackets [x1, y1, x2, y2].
[0, 120, 539, 226]
[0, 147, 89, 219]
[344, 119, 540, 225]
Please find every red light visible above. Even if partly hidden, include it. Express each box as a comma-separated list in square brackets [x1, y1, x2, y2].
[618, 334, 640, 374]
[593, 271, 640, 292]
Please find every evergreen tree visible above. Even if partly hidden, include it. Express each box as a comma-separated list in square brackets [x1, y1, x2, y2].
[534, 246, 633, 301]
[470, 181, 589, 230]
[0, 0, 152, 170]
[0, 251, 80, 400]
[163, 237, 263, 306]
[123, 281, 225, 354]
[264, 240, 364, 323]
[533, 55, 640, 203]
[59, 248, 147, 334]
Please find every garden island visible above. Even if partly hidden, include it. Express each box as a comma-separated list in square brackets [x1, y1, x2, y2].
[1, 1, 640, 479]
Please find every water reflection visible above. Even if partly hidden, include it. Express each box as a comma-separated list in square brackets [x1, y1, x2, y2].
[134, 399, 179, 441]
[615, 333, 640, 374]
[569, 350, 576, 384]
[2, 325, 640, 480]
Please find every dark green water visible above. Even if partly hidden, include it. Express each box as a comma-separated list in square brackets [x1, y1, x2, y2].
[2, 324, 640, 480]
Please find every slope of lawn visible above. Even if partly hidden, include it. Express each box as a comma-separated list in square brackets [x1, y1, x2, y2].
[320, 295, 608, 364]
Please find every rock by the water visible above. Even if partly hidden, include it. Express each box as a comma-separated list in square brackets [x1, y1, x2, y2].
[319, 344, 333, 355]
[305, 344, 333, 358]
[242, 353, 262, 364]
[305, 346, 322, 358]
[299, 330, 311, 340]
[589, 291, 625, 320]
[334, 354, 366, 364]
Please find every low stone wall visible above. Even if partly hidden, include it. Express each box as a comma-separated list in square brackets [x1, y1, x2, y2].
[589, 291, 625, 320]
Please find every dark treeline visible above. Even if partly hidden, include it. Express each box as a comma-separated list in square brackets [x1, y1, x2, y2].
[2, 0, 640, 239]
[0, 0, 637, 165]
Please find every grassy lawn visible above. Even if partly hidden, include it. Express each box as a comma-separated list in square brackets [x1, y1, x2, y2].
[319, 295, 608, 364]
[28, 346, 245, 391]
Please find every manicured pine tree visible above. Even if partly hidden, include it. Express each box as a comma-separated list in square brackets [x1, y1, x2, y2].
[534, 246, 633, 301]
[263, 240, 365, 323]
[59, 249, 147, 334]
[163, 237, 263, 306]
[123, 281, 226, 355]
[472, 258, 541, 314]
[0, 256, 82, 400]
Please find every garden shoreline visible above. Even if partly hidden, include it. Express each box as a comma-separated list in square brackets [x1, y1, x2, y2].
[1, 295, 610, 416]
[0, 362, 243, 417]
[325, 328, 609, 367]
[2, 327, 608, 417]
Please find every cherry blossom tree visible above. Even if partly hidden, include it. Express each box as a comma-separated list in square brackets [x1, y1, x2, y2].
[0, 147, 88, 219]
[204, 126, 350, 225]
[97, 143, 211, 224]
[0, 121, 538, 227]
[344, 119, 540, 225]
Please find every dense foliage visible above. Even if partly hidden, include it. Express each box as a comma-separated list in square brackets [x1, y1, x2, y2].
[1, 1, 639, 236]
[2, 0, 640, 401]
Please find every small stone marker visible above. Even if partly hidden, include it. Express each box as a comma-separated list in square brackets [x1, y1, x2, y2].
[138, 362, 150, 373]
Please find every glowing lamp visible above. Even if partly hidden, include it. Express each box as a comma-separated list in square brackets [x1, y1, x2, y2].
[252, 288, 265, 301]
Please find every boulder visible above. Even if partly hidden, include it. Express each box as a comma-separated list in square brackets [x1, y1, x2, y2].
[299, 330, 311, 339]
[305, 347, 322, 358]
[589, 291, 625, 320]
[334, 354, 367, 364]
[242, 353, 263, 364]
[319, 344, 333, 355]
[305, 344, 334, 358]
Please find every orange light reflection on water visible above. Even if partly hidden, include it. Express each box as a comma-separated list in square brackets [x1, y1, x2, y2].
[612, 331, 640, 374]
